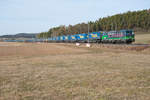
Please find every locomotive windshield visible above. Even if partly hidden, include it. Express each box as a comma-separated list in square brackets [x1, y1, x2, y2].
[126, 30, 133, 36]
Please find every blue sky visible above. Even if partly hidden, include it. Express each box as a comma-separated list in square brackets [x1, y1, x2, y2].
[0, 0, 150, 35]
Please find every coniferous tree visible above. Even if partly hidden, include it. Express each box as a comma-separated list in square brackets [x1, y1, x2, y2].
[37, 9, 150, 38]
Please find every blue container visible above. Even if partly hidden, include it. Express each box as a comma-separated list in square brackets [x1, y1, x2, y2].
[56, 36, 61, 41]
[53, 37, 56, 41]
[64, 35, 71, 41]
[76, 33, 88, 41]
[26, 39, 33, 42]
[68, 35, 72, 41]
[88, 32, 101, 40]
[51, 37, 54, 41]
[59, 36, 65, 41]
[60, 36, 63, 41]
[70, 35, 77, 41]
[62, 36, 66, 41]
[64, 36, 68, 41]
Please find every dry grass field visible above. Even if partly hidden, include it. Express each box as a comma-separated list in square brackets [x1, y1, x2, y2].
[134, 32, 150, 44]
[0, 36, 150, 100]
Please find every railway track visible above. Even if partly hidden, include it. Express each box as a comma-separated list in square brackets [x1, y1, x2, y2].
[66, 42, 150, 51]
[100, 43, 150, 47]
[72, 42, 150, 47]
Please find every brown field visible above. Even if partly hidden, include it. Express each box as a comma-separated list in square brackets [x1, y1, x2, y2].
[135, 32, 150, 44]
[0, 40, 150, 100]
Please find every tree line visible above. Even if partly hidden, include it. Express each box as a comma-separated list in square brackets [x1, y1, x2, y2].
[37, 9, 150, 38]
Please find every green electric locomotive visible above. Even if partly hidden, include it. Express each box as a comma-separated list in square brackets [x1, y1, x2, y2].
[101, 30, 135, 44]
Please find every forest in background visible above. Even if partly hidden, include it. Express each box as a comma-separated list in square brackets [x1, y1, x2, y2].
[37, 9, 150, 38]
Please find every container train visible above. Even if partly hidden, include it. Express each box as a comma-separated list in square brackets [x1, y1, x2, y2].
[3, 30, 135, 44]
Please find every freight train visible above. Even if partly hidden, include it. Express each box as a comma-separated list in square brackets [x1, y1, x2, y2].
[3, 30, 135, 44]
[46, 29, 135, 44]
